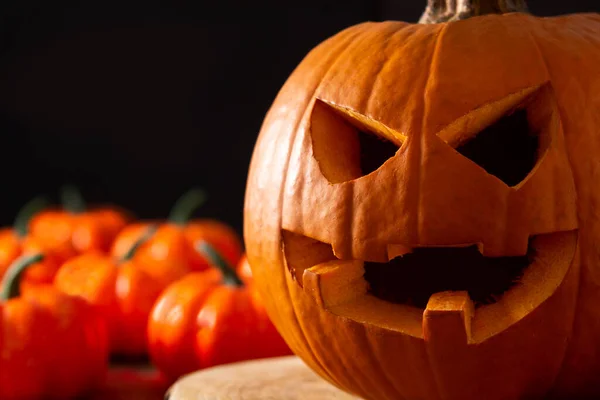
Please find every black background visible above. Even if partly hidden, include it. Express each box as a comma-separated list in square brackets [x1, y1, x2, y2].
[0, 0, 596, 237]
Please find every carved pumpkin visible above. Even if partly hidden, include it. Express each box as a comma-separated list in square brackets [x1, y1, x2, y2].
[243, 1, 600, 399]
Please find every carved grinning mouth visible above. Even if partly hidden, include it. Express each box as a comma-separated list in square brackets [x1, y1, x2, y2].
[282, 229, 576, 317]
[363, 244, 533, 308]
[282, 230, 533, 309]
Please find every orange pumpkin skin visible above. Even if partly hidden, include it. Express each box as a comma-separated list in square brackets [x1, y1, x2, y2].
[54, 228, 188, 355]
[111, 222, 191, 275]
[236, 254, 253, 284]
[0, 197, 67, 278]
[0, 230, 21, 276]
[113, 222, 242, 274]
[0, 256, 109, 400]
[111, 191, 243, 273]
[147, 245, 291, 381]
[184, 219, 243, 270]
[29, 207, 129, 255]
[28, 187, 130, 255]
[147, 269, 222, 379]
[243, 11, 600, 400]
[16, 254, 62, 295]
[0, 233, 73, 292]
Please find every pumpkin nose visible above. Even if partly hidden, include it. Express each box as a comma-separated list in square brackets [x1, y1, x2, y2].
[415, 133, 530, 256]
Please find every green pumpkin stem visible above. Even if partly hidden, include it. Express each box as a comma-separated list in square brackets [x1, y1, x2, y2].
[14, 196, 50, 238]
[119, 225, 158, 263]
[60, 185, 86, 214]
[419, 0, 529, 24]
[168, 188, 207, 226]
[195, 241, 243, 287]
[0, 253, 44, 300]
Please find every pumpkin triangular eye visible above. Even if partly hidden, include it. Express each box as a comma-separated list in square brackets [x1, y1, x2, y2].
[454, 108, 540, 187]
[310, 99, 403, 184]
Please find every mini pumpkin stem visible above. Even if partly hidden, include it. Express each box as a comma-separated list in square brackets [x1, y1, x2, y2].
[13, 196, 50, 238]
[168, 188, 207, 226]
[119, 225, 158, 263]
[195, 240, 244, 287]
[60, 184, 86, 214]
[0, 253, 44, 300]
[419, 0, 529, 23]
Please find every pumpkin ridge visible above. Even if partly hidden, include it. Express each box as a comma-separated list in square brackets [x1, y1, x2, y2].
[418, 21, 449, 254]
[344, 182, 356, 262]
[360, 324, 410, 400]
[363, 22, 412, 118]
[547, 245, 581, 395]
[278, 24, 371, 392]
[525, 23, 583, 395]
[341, 176, 405, 400]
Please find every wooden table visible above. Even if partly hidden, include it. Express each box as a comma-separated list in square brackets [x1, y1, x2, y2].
[166, 356, 359, 400]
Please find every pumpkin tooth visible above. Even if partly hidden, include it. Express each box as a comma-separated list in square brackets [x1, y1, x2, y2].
[387, 244, 413, 260]
[303, 260, 367, 308]
[281, 230, 337, 287]
[423, 291, 475, 345]
[476, 243, 485, 255]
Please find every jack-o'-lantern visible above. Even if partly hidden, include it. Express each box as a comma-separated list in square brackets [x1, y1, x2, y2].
[243, 0, 600, 399]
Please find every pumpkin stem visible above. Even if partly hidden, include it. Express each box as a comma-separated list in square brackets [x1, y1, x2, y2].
[60, 184, 86, 214]
[419, 0, 529, 23]
[119, 225, 158, 263]
[168, 188, 207, 226]
[0, 253, 44, 300]
[13, 196, 50, 238]
[195, 240, 244, 287]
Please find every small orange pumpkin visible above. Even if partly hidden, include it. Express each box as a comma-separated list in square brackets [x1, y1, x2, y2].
[54, 225, 187, 356]
[0, 254, 109, 400]
[0, 197, 48, 275]
[0, 197, 72, 280]
[148, 242, 291, 380]
[29, 185, 130, 255]
[243, 0, 600, 399]
[111, 189, 243, 274]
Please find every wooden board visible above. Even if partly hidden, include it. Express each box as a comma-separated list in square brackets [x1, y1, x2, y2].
[166, 356, 360, 400]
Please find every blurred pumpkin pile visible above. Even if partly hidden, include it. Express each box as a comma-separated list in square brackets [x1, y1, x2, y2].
[0, 186, 291, 399]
